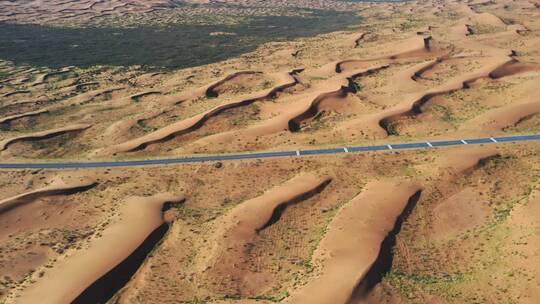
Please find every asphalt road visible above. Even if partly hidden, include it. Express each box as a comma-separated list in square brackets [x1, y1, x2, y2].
[0, 134, 538, 169]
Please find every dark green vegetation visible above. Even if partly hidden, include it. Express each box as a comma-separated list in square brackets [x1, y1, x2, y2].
[0, 10, 358, 70]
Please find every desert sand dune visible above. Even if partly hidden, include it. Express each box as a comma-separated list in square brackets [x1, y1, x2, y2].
[0, 173, 98, 301]
[161, 70, 270, 105]
[461, 100, 540, 132]
[288, 89, 350, 132]
[336, 36, 434, 73]
[200, 173, 331, 295]
[99, 69, 301, 155]
[189, 64, 388, 149]
[451, 4, 508, 38]
[30, 68, 73, 86]
[12, 193, 184, 304]
[286, 179, 422, 304]
[389, 58, 444, 93]
[0, 97, 51, 117]
[436, 146, 499, 174]
[471, 26, 527, 41]
[505, 77, 540, 103]
[474, 24, 527, 42]
[488, 60, 540, 79]
[304, 60, 346, 78]
[0, 124, 91, 152]
[56, 81, 100, 96]
[340, 54, 515, 137]
[103, 68, 298, 142]
[205, 71, 264, 98]
[349, 32, 367, 48]
[129, 90, 162, 102]
[184, 90, 324, 149]
[452, 21, 474, 36]
[472, 12, 507, 27]
[456, 2, 506, 26]
[67, 87, 150, 109]
[288, 65, 388, 131]
[0, 81, 121, 131]
[0, 0, 174, 24]
[73, 87, 125, 105]
[164, 70, 274, 105]
[1, 90, 31, 98]
[100, 109, 171, 145]
[0, 109, 49, 126]
[0, 175, 96, 214]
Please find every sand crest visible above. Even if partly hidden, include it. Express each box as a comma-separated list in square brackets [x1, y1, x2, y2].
[0, 124, 91, 152]
[0, 109, 49, 125]
[0, 175, 96, 214]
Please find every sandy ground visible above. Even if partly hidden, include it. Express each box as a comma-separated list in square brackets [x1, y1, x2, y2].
[1, 0, 540, 303]
[1, 143, 538, 303]
[2, 0, 539, 160]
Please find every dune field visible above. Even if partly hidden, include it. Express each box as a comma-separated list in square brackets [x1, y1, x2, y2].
[1, 0, 540, 303]
[0, 0, 361, 27]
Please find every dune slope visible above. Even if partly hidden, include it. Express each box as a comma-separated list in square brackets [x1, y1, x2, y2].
[286, 179, 422, 304]
[13, 193, 184, 304]
[0, 175, 96, 214]
[201, 173, 331, 295]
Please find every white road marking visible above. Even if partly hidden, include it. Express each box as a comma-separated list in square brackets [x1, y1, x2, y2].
[343, 147, 349, 153]
[426, 142, 433, 148]
[2, 134, 539, 169]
